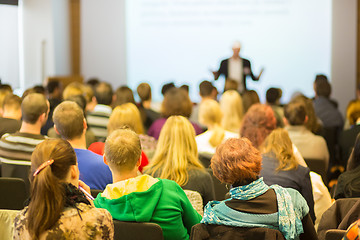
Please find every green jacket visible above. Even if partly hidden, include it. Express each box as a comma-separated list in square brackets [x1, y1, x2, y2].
[94, 175, 202, 240]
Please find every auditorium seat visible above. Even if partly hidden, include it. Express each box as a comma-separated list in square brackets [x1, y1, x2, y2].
[113, 219, 163, 240]
[324, 229, 346, 240]
[0, 178, 27, 210]
[206, 168, 228, 201]
[304, 158, 328, 185]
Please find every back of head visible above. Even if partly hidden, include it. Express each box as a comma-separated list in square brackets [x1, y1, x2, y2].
[86, 78, 100, 88]
[347, 100, 360, 126]
[3, 94, 21, 112]
[94, 82, 113, 105]
[146, 115, 203, 186]
[53, 101, 84, 140]
[220, 90, 244, 132]
[27, 138, 77, 239]
[284, 101, 306, 126]
[199, 99, 222, 127]
[240, 104, 276, 148]
[21, 93, 48, 124]
[161, 88, 192, 118]
[0, 84, 13, 92]
[161, 82, 176, 96]
[64, 94, 87, 113]
[46, 80, 61, 95]
[291, 95, 321, 133]
[62, 82, 84, 100]
[242, 90, 260, 113]
[261, 128, 298, 171]
[199, 81, 214, 98]
[211, 138, 261, 185]
[137, 83, 152, 102]
[266, 88, 282, 104]
[105, 128, 142, 173]
[113, 86, 135, 108]
[314, 74, 331, 98]
[108, 103, 144, 134]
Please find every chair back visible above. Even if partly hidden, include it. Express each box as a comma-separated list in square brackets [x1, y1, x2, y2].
[321, 126, 341, 167]
[206, 168, 228, 201]
[113, 220, 163, 240]
[199, 153, 212, 168]
[90, 189, 103, 199]
[184, 189, 203, 216]
[1, 161, 31, 196]
[304, 158, 328, 185]
[325, 229, 346, 240]
[190, 223, 285, 240]
[0, 178, 27, 210]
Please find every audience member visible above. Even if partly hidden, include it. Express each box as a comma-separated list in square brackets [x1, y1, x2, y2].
[87, 82, 113, 141]
[0, 84, 13, 92]
[242, 89, 260, 113]
[266, 87, 284, 127]
[0, 93, 49, 184]
[196, 99, 238, 155]
[0, 88, 12, 116]
[41, 80, 63, 135]
[260, 128, 316, 223]
[88, 102, 154, 170]
[0, 94, 22, 137]
[53, 101, 112, 190]
[313, 74, 344, 128]
[94, 128, 201, 240]
[137, 82, 161, 130]
[47, 94, 96, 148]
[148, 88, 203, 139]
[112, 85, 136, 108]
[146, 116, 215, 205]
[201, 138, 317, 240]
[190, 80, 217, 129]
[284, 101, 329, 169]
[32, 85, 46, 95]
[13, 139, 113, 239]
[161, 82, 176, 96]
[219, 90, 244, 133]
[339, 101, 360, 166]
[291, 95, 322, 134]
[335, 133, 360, 199]
[86, 78, 100, 89]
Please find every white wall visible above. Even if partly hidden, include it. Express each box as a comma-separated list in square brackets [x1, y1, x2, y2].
[331, 0, 357, 116]
[81, 0, 127, 89]
[0, 5, 19, 89]
[19, 0, 71, 90]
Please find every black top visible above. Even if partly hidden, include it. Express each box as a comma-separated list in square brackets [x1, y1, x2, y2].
[260, 154, 316, 223]
[334, 165, 360, 199]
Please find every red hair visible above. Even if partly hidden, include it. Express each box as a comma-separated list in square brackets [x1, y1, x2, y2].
[240, 104, 276, 148]
[210, 138, 262, 184]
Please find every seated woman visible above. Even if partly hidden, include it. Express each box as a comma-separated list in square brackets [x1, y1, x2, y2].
[196, 99, 238, 155]
[260, 128, 316, 224]
[88, 102, 155, 171]
[201, 138, 318, 240]
[13, 139, 113, 239]
[335, 133, 360, 199]
[145, 116, 215, 205]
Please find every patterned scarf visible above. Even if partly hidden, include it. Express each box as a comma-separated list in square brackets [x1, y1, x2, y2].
[202, 178, 305, 240]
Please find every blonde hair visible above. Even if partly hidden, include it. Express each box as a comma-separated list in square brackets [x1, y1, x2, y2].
[62, 82, 84, 100]
[199, 99, 225, 147]
[220, 90, 244, 132]
[145, 116, 204, 186]
[260, 128, 298, 171]
[107, 103, 145, 134]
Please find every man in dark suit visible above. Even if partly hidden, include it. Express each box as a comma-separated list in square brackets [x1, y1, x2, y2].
[212, 41, 262, 93]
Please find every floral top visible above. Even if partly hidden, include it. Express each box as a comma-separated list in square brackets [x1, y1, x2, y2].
[13, 203, 114, 240]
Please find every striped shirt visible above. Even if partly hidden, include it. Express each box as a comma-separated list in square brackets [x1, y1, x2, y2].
[86, 104, 112, 141]
[0, 132, 47, 166]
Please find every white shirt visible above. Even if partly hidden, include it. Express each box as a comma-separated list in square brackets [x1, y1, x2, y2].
[196, 130, 239, 155]
[228, 57, 243, 92]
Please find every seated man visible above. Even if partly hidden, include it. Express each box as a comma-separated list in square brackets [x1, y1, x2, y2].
[94, 128, 201, 240]
[53, 101, 112, 190]
[0, 94, 22, 137]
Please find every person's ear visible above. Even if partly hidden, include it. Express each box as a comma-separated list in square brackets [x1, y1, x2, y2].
[83, 118, 88, 131]
[304, 115, 309, 124]
[283, 117, 289, 126]
[70, 165, 79, 180]
[103, 155, 108, 166]
[54, 125, 60, 135]
[136, 155, 142, 168]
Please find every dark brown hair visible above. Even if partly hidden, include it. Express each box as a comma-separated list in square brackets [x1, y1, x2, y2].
[27, 139, 77, 239]
[112, 86, 135, 108]
[137, 83, 152, 102]
[161, 88, 192, 118]
[284, 101, 307, 126]
[211, 138, 262, 185]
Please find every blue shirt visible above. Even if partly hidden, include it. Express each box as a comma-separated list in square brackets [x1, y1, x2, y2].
[74, 148, 112, 190]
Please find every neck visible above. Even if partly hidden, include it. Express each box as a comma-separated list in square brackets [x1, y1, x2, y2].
[232, 54, 240, 59]
[112, 169, 138, 183]
[68, 134, 87, 149]
[142, 100, 151, 109]
[19, 122, 41, 135]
